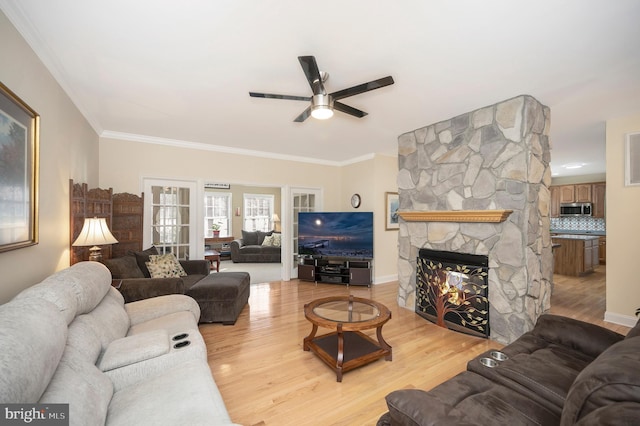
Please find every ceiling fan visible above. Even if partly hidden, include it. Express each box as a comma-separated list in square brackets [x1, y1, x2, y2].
[249, 56, 394, 122]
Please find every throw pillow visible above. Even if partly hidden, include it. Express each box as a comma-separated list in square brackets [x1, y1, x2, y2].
[271, 233, 282, 247]
[102, 255, 145, 279]
[145, 253, 187, 278]
[257, 230, 273, 245]
[242, 230, 259, 246]
[129, 246, 159, 278]
[262, 235, 275, 246]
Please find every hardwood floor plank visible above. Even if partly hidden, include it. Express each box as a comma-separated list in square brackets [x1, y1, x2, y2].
[200, 265, 630, 425]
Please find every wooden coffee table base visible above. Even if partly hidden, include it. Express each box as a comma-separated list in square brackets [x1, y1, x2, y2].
[303, 323, 392, 382]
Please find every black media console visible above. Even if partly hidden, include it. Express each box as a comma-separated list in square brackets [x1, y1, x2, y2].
[297, 258, 372, 286]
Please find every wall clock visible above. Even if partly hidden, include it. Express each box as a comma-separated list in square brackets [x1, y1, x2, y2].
[351, 193, 361, 208]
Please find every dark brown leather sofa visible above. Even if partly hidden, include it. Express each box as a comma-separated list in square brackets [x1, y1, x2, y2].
[378, 314, 640, 425]
[102, 247, 250, 325]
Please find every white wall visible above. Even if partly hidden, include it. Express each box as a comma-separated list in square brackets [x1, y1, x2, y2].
[605, 112, 640, 326]
[0, 11, 99, 303]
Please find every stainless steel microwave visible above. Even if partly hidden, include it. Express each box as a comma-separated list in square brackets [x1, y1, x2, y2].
[560, 202, 592, 217]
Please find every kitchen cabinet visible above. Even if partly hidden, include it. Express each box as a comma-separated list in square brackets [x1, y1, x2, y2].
[550, 186, 560, 218]
[599, 236, 606, 265]
[592, 182, 606, 218]
[559, 185, 576, 203]
[557, 184, 592, 203]
[552, 235, 599, 276]
[575, 184, 592, 202]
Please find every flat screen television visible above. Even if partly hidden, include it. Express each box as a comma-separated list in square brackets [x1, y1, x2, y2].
[298, 212, 373, 260]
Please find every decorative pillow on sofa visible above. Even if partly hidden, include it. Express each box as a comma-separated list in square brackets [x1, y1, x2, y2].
[145, 253, 187, 278]
[262, 235, 275, 246]
[241, 230, 259, 246]
[271, 232, 281, 247]
[102, 255, 145, 279]
[129, 246, 159, 278]
[261, 233, 281, 247]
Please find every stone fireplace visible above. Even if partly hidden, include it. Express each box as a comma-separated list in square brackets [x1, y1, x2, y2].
[397, 95, 553, 344]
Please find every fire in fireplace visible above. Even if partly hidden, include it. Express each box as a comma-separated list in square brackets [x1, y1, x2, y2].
[415, 249, 489, 338]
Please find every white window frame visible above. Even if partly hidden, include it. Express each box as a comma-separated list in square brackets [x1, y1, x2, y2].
[204, 192, 232, 237]
[243, 193, 274, 232]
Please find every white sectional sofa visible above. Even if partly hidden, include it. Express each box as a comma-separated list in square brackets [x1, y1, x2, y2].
[0, 261, 239, 426]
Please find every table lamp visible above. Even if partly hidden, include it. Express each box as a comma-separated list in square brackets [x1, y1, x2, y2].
[72, 217, 118, 261]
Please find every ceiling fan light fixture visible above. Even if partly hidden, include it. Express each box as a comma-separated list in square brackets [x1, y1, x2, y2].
[310, 93, 333, 120]
[311, 105, 334, 120]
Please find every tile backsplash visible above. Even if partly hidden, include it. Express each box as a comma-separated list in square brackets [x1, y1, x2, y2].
[550, 217, 605, 232]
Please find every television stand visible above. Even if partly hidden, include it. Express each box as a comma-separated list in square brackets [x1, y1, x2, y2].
[298, 258, 372, 286]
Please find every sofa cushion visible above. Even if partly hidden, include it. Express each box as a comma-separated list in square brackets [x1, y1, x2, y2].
[561, 336, 640, 425]
[102, 255, 145, 279]
[98, 329, 170, 372]
[146, 253, 187, 278]
[82, 289, 131, 350]
[238, 244, 264, 254]
[107, 359, 236, 426]
[40, 343, 113, 426]
[130, 246, 160, 278]
[468, 332, 595, 414]
[242, 230, 259, 245]
[385, 371, 560, 426]
[0, 298, 67, 403]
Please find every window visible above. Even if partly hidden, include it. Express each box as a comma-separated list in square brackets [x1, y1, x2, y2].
[243, 194, 274, 232]
[143, 180, 197, 261]
[204, 192, 231, 237]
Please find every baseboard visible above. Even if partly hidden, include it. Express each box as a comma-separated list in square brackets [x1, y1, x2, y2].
[604, 311, 638, 328]
[373, 274, 397, 285]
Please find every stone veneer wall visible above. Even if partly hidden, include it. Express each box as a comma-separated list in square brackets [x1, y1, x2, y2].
[397, 95, 553, 344]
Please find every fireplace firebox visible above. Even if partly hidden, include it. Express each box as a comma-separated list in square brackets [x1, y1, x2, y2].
[415, 249, 489, 338]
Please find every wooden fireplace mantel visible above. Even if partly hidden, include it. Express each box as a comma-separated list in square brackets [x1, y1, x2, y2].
[398, 210, 513, 223]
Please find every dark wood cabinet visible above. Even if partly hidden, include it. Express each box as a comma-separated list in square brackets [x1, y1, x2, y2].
[298, 258, 371, 286]
[298, 264, 315, 281]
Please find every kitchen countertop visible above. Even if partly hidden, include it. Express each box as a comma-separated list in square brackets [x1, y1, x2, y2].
[550, 229, 606, 236]
[551, 234, 600, 240]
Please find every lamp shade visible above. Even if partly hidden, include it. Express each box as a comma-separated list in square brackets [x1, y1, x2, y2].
[72, 217, 118, 247]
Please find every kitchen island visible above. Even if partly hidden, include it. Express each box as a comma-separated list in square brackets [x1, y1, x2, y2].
[551, 234, 600, 276]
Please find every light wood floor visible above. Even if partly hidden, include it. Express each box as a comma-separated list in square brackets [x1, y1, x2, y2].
[200, 265, 629, 426]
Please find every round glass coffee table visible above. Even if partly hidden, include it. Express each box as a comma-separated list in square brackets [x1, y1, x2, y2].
[303, 295, 392, 382]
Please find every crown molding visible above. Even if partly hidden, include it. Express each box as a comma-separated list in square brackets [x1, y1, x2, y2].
[100, 131, 379, 167]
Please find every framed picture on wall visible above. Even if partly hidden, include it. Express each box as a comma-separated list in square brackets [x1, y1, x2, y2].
[0, 82, 40, 252]
[385, 192, 399, 230]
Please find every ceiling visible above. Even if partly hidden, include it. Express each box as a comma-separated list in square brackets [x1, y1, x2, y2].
[2, 0, 640, 177]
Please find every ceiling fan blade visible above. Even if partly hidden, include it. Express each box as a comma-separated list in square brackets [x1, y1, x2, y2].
[298, 56, 326, 95]
[330, 76, 394, 101]
[249, 92, 311, 101]
[333, 101, 368, 118]
[293, 106, 312, 122]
